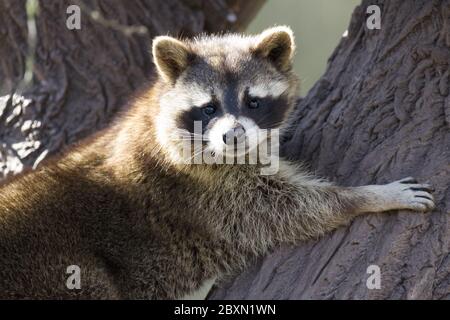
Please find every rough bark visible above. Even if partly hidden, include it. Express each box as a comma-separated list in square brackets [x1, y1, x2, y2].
[0, 0, 264, 179]
[208, 0, 450, 300]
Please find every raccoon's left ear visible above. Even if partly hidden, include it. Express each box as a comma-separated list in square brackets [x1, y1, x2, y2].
[152, 36, 192, 84]
[253, 26, 295, 72]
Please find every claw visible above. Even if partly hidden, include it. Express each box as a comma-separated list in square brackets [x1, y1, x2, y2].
[415, 195, 433, 201]
[411, 187, 434, 193]
[399, 177, 418, 184]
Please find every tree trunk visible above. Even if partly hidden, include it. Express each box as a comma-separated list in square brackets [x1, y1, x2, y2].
[209, 0, 450, 299]
[0, 0, 264, 179]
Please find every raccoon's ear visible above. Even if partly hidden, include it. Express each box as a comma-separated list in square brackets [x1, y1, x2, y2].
[152, 36, 192, 84]
[253, 26, 295, 72]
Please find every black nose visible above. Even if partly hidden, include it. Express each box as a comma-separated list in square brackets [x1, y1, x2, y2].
[222, 125, 246, 145]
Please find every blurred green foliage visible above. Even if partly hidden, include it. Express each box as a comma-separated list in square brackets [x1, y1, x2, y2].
[248, 0, 360, 95]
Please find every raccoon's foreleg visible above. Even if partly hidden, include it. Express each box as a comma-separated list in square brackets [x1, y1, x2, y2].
[264, 176, 435, 242]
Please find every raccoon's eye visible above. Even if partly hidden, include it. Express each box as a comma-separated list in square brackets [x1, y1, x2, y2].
[201, 105, 216, 116]
[248, 98, 260, 109]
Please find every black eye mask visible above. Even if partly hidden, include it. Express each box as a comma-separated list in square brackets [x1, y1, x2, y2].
[241, 93, 290, 129]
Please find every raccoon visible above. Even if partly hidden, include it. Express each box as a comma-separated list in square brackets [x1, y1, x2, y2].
[0, 26, 435, 299]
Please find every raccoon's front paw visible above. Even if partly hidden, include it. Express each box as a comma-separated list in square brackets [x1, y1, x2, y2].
[387, 177, 435, 212]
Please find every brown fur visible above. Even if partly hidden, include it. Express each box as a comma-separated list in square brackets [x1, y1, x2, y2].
[0, 27, 434, 299]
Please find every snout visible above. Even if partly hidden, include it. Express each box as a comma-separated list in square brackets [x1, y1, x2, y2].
[207, 116, 259, 156]
[222, 124, 246, 145]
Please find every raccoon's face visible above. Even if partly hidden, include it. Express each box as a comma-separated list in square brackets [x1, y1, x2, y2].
[153, 26, 298, 164]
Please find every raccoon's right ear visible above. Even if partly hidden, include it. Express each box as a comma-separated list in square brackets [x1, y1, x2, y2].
[152, 36, 192, 84]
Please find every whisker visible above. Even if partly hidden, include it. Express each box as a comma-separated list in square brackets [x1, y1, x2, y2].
[170, 139, 209, 142]
[187, 148, 206, 162]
